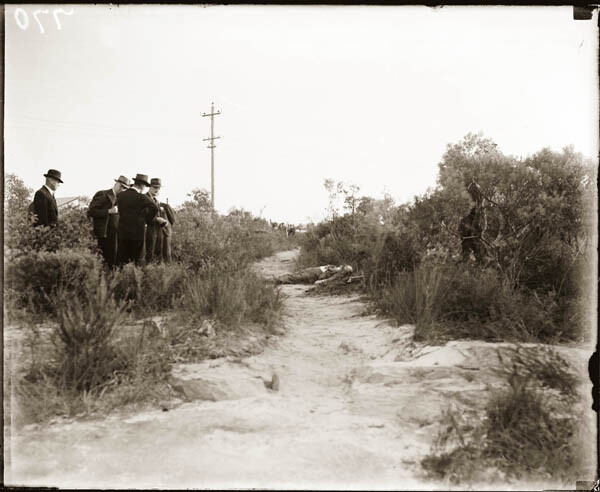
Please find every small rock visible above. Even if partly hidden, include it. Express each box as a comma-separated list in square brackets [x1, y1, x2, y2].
[158, 400, 178, 411]
[271, 373, 280, 391]
[168, 375, 228, 401]
[264, 373, 280, 391]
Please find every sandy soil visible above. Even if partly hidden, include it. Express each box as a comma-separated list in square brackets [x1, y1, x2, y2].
[4, 249, 595, 489]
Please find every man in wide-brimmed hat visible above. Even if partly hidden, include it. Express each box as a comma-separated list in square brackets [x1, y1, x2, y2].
[87, 175, 132, 268]
[145, 178, 176, 263]
[32, 169, 63, 227]
[116, 173, 162, 265]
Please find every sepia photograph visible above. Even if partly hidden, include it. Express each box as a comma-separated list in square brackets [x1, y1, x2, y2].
[3, 4, 599, 489]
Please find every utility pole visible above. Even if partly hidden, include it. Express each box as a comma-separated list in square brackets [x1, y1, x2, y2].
[202, 102, 221, 209]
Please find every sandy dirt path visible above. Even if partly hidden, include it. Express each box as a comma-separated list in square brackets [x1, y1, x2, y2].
[4, 249, 593, 490]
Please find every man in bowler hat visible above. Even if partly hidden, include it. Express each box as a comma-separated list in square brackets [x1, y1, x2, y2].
[145, 178, 176, 263]
[87, 175, 131, 268]
[116, 174, 162, 265]
[32, 169, 62, 227]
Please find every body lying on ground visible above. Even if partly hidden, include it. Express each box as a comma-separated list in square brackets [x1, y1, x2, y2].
[275, 265, 353, 285]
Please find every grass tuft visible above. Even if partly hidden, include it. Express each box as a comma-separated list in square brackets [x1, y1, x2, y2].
[420, 347, 593, 485]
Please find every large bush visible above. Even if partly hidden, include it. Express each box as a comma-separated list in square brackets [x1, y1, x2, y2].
[6, 202, 97, 259]
[171, 202, 281, 272]
[6, 249, 103, 315]
[300, 135, 596, 344]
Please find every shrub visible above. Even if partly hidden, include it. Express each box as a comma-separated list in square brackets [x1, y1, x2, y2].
[240, 270, 284, 329]
[375, 267, 434, 326]
[115, 322, 173, 383]
[374, 262, 584, 344]
[111, 262, 189, 314]
[182, 265, 282, 330]
[297, 215, 384, 274]
[373, 262, 460, 341]
[171, 205, 287, 273]
[139, 263, 189, 312]
[6, 204, 98, 258]
[111, 262, 144, 307]
[184, 268, 247, 327]
[370, 230, 420, 286]
[483, 376, 578, 480]
[421, 347, 592, 484]
[5, 249, 103, 315]
[53, 277, 127, 392]
[300, 138, 595, 345]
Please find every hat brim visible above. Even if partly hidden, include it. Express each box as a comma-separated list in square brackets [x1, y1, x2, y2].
[132, 178, 151, 187]
[114, 179, 131, 187]
[44, 174, 64, 183]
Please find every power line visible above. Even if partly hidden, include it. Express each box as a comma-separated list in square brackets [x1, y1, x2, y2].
[6, 115, 202, 141]
[7, 114, 201, 138]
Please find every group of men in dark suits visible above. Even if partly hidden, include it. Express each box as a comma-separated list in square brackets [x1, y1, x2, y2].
[32, 169, 175, 268]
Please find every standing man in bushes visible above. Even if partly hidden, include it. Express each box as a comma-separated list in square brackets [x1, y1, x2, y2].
[145, 178, 176, 263]
[32, 169, 62, 227]
[87, 175, 132, 268]
[117, 173, 162, 265]
[159, 198, 176, 262]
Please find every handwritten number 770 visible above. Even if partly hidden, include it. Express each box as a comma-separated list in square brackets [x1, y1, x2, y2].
[15, 7, 74, 33]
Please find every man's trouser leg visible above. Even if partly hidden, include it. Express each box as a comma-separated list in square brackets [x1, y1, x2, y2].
[117, 237, 127, 266]
[118, 239, 144, 266]
[145, 228, 156, 264]
[98, 229, 118, 268]
[98, 238, 111, 266]
[161, 234, 171, 262]
[134, 239, 145, 265]
[154, 230, 163, 262]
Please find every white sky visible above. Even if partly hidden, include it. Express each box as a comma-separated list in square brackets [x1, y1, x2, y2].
[5, 5, 598, 224]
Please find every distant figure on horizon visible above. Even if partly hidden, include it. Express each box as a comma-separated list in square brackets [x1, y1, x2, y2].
[32, 169, 63, 227]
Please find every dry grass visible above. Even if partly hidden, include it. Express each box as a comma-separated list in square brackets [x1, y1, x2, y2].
[420, 346, 594, 485]
[9, 262, 284, 426]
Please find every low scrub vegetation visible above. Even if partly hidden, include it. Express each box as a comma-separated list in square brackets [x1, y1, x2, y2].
[420, 347, 593, 485]
[5, 176, 293, 425]
[298, 134, 596, 345]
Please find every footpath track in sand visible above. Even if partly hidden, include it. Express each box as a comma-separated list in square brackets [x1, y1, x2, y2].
[5, 249, 593, 489]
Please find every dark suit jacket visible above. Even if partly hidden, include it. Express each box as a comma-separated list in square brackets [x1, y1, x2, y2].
[33, 186, 58, 226]
[87, 189, 118, 239]
[117, 188, 159, 241]
[158, 201, 176, 237]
